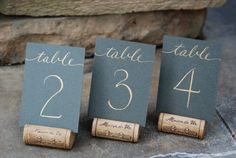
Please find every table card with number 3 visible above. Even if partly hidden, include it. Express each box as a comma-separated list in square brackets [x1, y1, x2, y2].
[156, 36, 222, 139]
[88, 37, 155, 142]
[19, 43, 85, 149]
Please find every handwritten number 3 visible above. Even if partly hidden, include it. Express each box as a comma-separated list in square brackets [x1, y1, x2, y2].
[40, 75, 63, 119]
[108, 69, 133, 111]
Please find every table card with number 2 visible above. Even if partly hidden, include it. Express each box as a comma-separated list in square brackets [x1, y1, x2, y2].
[88, 37, 156, 142]
[156, 36, 222, 139]
[19, 43, 85, 149]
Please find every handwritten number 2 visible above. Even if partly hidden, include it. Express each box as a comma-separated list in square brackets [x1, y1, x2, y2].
[108, 69, 133, 111]
[173, 68, 200, 108]
[40, 75, 63, 119]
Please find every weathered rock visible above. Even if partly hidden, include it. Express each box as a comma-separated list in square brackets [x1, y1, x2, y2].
[0, 0, 225, 16]
[0, 9, 206, 65]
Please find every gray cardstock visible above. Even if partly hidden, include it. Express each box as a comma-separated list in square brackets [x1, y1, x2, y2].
[156, 35, 222, 122]
[88, 37, 156, 126]
[19, 42, 85, 133]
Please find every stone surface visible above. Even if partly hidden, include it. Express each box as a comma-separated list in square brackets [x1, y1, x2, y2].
[204, 0, 236, 139]
[0, 9, 206, 65]
[0, 0, 225, 16]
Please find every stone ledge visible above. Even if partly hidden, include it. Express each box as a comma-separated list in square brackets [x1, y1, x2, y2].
[0, 9, 206, 65]
[0, 0, 225, 16]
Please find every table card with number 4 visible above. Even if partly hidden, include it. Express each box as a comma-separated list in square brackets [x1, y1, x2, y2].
[156, 36, 222, 139]
[88, 37, 156, 142]
[19, 43, 85, 149]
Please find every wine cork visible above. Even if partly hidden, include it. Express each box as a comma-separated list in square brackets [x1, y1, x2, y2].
[23, 124, 76, 149]
[92, 118, 140, 142]
[157, 113, 206, 139]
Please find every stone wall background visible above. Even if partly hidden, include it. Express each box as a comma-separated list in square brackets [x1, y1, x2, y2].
[0, 0, 225, 65]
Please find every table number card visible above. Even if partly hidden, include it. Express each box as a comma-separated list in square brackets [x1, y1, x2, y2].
[88, 37, 155, 126]
[19, 43, 85, 133]
[156, 35, 222, 122]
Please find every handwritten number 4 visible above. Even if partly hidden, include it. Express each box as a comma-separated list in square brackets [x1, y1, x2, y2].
[40, 75, 63, 119]
[173, 68, 200, 108]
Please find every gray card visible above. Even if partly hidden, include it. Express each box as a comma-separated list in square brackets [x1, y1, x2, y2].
[157, 35, 222, 122]
[88, 37, 155, 126]
[19, 42, 85, 133]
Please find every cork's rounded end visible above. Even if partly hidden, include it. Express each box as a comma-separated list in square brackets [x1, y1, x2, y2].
[65, 130, 76, 149]
[198, 120, 206, 139]
[23, 124, 29, 144]
[133, 124, 140, 143]
[157, 113, 164, 131]
[91, 118, 98, 136]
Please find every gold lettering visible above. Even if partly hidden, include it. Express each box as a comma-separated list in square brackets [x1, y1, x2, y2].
[163, 44, 221, 62]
